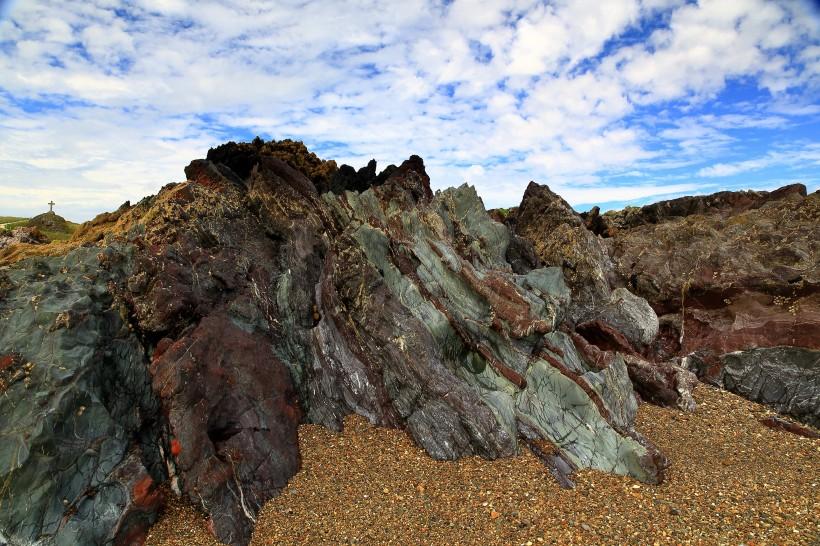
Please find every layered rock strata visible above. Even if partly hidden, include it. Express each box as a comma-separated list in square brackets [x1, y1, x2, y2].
[510, 182, 818, 427]
[0, 141, 668, 546]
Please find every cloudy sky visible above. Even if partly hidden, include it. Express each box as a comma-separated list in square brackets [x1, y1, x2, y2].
[0, 0, 819, 221]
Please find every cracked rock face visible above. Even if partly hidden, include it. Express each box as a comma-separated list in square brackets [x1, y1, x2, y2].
[1, 141, 671, 546]
[685, 348, 819, 427]
[0, 245, 164, 546]
[312, 177, 665, 482]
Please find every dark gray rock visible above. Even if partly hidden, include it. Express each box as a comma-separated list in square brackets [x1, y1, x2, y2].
[718, 347, 819, 427]
[0, 245, 165, 546]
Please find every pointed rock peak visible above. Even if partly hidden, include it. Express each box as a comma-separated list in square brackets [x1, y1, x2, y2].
[381, 154, 433, 203]
[516, 181, 582, 230]
[328, 158, 388, 194]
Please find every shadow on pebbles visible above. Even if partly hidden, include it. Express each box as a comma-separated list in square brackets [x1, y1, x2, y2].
[146, 384, 819, 546]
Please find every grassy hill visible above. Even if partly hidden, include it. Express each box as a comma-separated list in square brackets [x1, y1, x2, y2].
[0, 217, 30, 229]
[0, 213, 79, 241]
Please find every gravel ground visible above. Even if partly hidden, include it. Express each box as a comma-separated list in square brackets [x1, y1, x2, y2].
[145, 384, 819, 545]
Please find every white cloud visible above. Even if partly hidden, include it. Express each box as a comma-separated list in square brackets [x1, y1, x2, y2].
[0, 0, 818, 219]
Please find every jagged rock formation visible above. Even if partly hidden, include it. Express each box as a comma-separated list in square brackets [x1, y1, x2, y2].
[586, 183, 808, 235]
[0, 141, 671, 546]
[511, 182, 819, 427]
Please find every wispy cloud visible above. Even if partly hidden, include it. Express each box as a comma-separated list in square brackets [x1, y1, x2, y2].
[697, 143, 820, 177]
[0, 0, 818, 220]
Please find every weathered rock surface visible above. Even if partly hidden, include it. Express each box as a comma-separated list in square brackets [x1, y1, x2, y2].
[0, 140, 672, 545]
[606, 185, 819, 360]
[510, 182, 615, 325]
[0, 245, 165, 546]
[506, 182, 691, 411]
[684, 347, 819, 427]
[589, 183, 808, 235]
[622, 354, 697, 413]
[150, 314, 301, 545]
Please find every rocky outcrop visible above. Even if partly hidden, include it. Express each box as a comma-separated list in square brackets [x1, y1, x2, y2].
[509, 183, 644, 338]
[12, 142, 814, 546]
[513, 182, 818, 427]
[605, 186, 819, 361]
[0, 141, 676, 545]
[506, 182, 692, 411]
[591, 183, 808, 235]
[329, 158, 398, 194]
[27, 211, 71, 233]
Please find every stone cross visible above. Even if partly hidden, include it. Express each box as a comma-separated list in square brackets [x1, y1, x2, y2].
[48, 201, 55, 212]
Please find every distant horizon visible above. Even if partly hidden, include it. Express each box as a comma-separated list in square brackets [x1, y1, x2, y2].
[1, 0, 819, 221]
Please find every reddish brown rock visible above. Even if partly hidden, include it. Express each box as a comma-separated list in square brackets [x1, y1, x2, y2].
[605, 186, 819, 359]
[150, 314, 301, 546]
[622, 354, 697, 412]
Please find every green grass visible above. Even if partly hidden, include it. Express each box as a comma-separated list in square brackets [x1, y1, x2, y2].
[42, 222, 79, 241]
[0, 217, 79, 240]
[0, 216, 29, 226]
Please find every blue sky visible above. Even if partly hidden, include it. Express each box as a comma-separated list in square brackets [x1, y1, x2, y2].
[0, 0, 818, 221]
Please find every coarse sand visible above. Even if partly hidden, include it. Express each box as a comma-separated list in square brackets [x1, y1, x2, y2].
[146, 384, 819, 545]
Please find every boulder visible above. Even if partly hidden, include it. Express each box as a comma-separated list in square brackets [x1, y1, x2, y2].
[685, 347, 819, 427]
[622, 355, 697, 412]
[596, 287, 660, 348]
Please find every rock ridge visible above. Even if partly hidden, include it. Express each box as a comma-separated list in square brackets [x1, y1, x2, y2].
[2, 139, 816, 546]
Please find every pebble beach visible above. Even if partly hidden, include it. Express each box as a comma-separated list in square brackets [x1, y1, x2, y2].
[146, 384, 819, 545]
